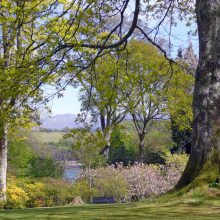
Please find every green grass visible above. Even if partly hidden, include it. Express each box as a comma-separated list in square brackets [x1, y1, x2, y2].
[1, 197, 220, 220]
[31, 132, 65, 143]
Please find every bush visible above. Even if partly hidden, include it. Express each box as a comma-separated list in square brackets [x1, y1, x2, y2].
[164, 152, 188, 172]
[78, 162, 183, 201]
[91, 167, 129, 201]
[42, 178, 75, 206]
[24, 181, 46, 207]
[6, 177, 29, 209]
[8, 136, 65, 179]
[28, 157, 63, 178]
[8, 139, 33, 175]
[145, 152, 166, 164]
[72, 180, 95, 203]
[144, 121, 173, 164]
[5, 176, 75, 209]
[109, 128, 138, 165]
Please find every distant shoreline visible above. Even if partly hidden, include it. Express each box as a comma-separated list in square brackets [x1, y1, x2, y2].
[64, 160, 82, 169]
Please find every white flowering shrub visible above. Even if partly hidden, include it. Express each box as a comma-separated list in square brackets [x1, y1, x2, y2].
[78, 161, 184, 201]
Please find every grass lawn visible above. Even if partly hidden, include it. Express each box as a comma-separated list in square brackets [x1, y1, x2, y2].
[0, 198, 220, 220]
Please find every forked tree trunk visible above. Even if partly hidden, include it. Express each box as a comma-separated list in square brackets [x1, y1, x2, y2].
[0, 125, 8, 200]
[177, 0, 220, 188]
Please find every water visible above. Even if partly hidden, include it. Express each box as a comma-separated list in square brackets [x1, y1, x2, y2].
[63, 167, 81, 182]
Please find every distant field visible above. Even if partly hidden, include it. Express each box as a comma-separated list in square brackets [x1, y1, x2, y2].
[31, 131, 65, 143]
[0, 201, 220, 220]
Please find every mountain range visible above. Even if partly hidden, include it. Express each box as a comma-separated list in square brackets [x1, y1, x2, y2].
[39, 114, 78, 130]
[37, 113, 132, 131]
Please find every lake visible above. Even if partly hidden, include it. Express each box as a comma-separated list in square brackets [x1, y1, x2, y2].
[63, 161, 81, 182]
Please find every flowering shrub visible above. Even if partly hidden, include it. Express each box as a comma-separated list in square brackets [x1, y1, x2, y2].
[4, 154, 187, 209]
[24, 181, 46, 207]
[6, 177, 29, 209]
[5, 176, 75, 209]
[78, 161, 184, 201]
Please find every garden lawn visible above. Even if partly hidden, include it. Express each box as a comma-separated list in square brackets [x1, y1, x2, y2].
[0, 200, 220, 220]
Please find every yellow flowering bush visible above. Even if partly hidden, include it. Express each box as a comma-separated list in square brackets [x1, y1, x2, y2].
[25, 182, 46, 207]
[6, 177, 29, 209]
[5, 176, 75, 209]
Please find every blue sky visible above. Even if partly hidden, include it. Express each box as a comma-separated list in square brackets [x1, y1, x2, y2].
[46, 86, 81, 116]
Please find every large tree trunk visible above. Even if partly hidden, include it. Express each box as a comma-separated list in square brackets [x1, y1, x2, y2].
[177, 0, 220, 188]
[0, 125, 8, 200]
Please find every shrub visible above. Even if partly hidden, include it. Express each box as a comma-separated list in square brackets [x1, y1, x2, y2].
[78, 162, 183, 201]
[42, 178, 75, 206]
[28, 157, 63, 178]
[24, 181, 47, 207]
[8, 139, 33, 175]
[72, 180, 95, 203]
[109, 128, 138, 165]
[91, 167, 129, 201]
[6, 177, 29, 209]
[5, 176, 75, 209]
[145, 152, 166, 164]
[164, 152, 188, 172]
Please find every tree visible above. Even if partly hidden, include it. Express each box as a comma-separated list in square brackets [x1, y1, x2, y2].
[176, 0, 220, 187]
[138, 0, 220, 188]
[64, 127, 106, 200]
[76, 39, 193, 163]
[121, 40, 170, 162]
[0, 0, 96, 198]
[0, 0, 54, 199]
[65, 128, 106, 169]
[0, 0, 138, 198]
[76, 53, 127, 158]
[170, 118, 192, 155]
[170, 45, 196, 155]
[121, 40, 193, 162]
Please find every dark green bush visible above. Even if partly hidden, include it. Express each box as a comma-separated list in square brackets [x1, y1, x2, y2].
[8, 139, 33, 175]
[108, 128, 138, 165]
[28, 157, 63, 178]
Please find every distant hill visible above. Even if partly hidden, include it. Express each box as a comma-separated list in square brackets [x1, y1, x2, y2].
[39, 114, 78, 130]
[36, 113, 131, 131]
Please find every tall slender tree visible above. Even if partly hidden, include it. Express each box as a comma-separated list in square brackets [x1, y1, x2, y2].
[0, 0, 67, 199]
[123, 40, 194, 162]
[77, 53, 127, 158]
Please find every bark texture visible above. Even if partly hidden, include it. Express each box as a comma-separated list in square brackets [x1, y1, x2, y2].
[177, 0, 220, 188]
[0, 126, 8, 200]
